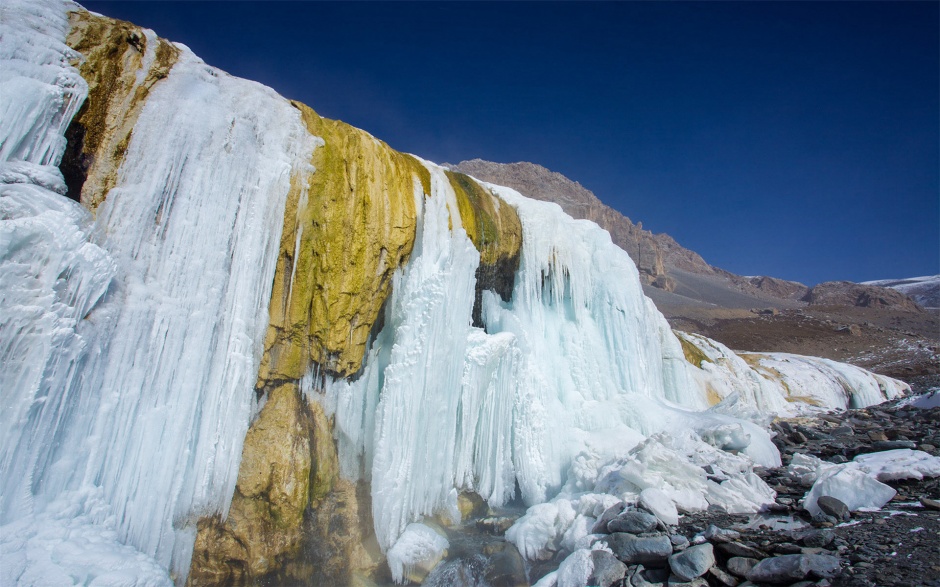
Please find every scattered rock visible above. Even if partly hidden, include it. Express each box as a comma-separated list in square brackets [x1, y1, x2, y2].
[703, 524, 740, 543]
[921, 497, 940, 510]
[799, 529, 835, 548]
[668, 543, 715, 581]
[591, 502, 626, 534]
[746, 554, 841, 584]
[670, 534, 690, 550]
[717, 542, 766, 559]
[816, 496, 851, 522]
[873, 440, 918, 450]
[708, 565, 740, 587]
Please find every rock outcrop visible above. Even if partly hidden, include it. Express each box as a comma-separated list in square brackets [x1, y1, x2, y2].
[803, 281, 923, 312]
[63, 11, 179, 208]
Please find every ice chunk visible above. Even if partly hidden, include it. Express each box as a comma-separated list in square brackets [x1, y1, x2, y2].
[787, 453, 831, 487]
[853, 449, 940, 482]
[803, 465, 896, 517]
[639, 488, 679, 526]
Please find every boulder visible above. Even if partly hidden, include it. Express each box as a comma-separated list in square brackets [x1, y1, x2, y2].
[668, 543, 715, 581]
[746, 554, 841, 584]
[607, 511, 659, 534]
[816, 496, 850, 522]
[588, 549, 628, 587]
[726, 556, 759, 578]
[604, 533, 673, 566]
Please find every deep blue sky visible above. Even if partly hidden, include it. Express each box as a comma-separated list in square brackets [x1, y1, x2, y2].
[83, 1, 938, 286]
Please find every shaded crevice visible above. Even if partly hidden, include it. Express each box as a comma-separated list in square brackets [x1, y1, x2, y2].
[59, 104, 91, 203]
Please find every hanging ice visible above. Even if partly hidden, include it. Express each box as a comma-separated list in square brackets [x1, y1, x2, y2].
[1, 0, 317, 581]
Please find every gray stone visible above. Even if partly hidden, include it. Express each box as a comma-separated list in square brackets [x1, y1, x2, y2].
[771, 542, 802, 554]
[608, 511, 659, 534]
[717, 542, 766, 559]
[707, 565, 739, 586]
[746, 554, 841, 584]
[591, 502, 626, 534]
[670, 534, 690, 550]
[800, 529, 834, 548]
[726, 557, 759, 578]
[920, 497, 940, 510]
[816, 496, 850, 522]
[703, 524, 740, 543]
[872, 440, 917, 450]
[588, 549, 628, 587]
[666, 576, 708, 587]
[628, 564, 666, 587]
[668, 543, 714, 581]
[606, 533, 673, 566]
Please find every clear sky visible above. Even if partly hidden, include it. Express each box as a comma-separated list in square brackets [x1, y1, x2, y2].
[83, 1, 938, 286]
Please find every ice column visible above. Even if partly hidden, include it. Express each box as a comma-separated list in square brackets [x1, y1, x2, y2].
[0, 0, 87, 165]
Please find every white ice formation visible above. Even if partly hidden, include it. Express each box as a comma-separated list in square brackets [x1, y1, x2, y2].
[787, 449, 940, 517]
[0, 0, 915, 584]
[2, 0, 314, 582]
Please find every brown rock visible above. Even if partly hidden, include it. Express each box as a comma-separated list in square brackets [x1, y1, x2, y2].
[803, 281, 923, 312]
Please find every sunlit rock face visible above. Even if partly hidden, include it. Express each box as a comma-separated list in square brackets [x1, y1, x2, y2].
[0, 1, 910, 586]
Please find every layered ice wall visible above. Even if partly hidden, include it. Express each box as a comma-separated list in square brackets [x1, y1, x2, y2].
[320, 175, 782, 559]
[1, 0, 316, 582]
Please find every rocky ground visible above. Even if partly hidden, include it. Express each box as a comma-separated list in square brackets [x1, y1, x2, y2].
[492, 395, 940, 587]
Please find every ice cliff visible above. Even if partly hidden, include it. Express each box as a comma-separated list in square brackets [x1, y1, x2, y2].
[0, 1, 910, 585]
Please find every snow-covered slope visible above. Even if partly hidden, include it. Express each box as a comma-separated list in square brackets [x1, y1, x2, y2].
[863, 275, 940, 309]
[0, 1, 912, 585]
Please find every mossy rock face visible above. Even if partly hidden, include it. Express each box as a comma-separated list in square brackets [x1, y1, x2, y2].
[259, 102, 427, 381]
[64, 10, 179, 209]
[187, 384, 375, 586]
[446, 170, 522, 327]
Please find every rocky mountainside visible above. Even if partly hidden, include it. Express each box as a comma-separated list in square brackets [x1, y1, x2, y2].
[863, 275, 940, 309]
[803, 281, 925, 312]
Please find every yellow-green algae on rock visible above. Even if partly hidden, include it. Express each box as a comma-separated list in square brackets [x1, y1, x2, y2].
[258, 102, 428, 381]
[64, 10, 179, 210]
[186, 384, 380, 586]
[446, 170, 523, 325]
[181, 96, 524, 584]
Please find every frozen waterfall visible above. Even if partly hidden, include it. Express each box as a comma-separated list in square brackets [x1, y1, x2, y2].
[1, 0, 316, 581]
